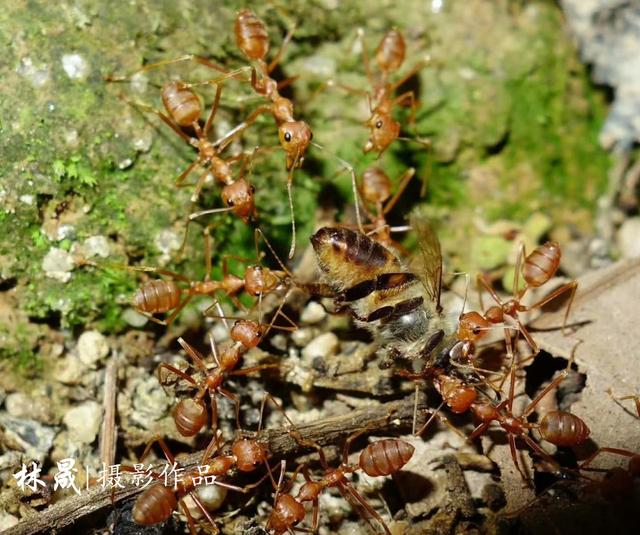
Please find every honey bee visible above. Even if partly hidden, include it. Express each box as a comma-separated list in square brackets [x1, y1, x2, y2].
[310, 212, 455, 364]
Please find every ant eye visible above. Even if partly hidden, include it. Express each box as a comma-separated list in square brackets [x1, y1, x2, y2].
[249, 185, 255, 194]
[284, 132, 292, 142]
[227, 199, 235, 206]
[375, 120, 383, 129]
[309, 132, 313, 140]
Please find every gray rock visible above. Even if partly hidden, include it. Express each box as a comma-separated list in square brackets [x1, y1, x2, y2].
[63, 401, 102, 444]
[560, 0, 640, 149]
[0, 416, 56, 463]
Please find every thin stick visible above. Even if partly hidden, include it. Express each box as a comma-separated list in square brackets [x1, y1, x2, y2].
[99, 359, 118, 470]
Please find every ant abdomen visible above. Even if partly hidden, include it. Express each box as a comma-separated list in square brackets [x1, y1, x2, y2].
[132, 482, 177, 525]
[133, 280, 181, 314]
[173, 398, 207, 437]
[375, 29, 406, 73]
[539, 410, 590, 447]
[359, 439, 414, 477]
[235, 9, 269, 61]
[523, 241, 561, 288]
[161, 81, 201, 127]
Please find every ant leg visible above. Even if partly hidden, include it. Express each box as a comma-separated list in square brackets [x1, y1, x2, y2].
[578, 447, 637, 471]
[135, 54, 229, 76]
[477, 273, 504, 308]
[381, 167, 416, 215]
[301, 466, 321, 533]
[178, 499, 200, 535]
[618, 395, 640, 418]
[188, 492, 220, 534]
[190, 167, 213, 203]
[415, 401, 445, 437]
[267, 24, 295, 73]
[218, 387, 241, 431]
[508, 434, 531, 483]
[201, 429, 223, 464]
[140, 436, 176, 464]
[393, 91, 418, 125]
[175, 161, 200, 188]
[177, 337, 209, 373]
[212, 104, 272, 149]
[390, 60, 428, 92]
[339, 482, 392, 535]
[160, 294, 195, 325]
[513, 242, 526, 300]
[203, 84, 222, 138]
[521, 280, 579, 335]
[156, 363, 198, 394]
[521, 370, 568, 419]
[117, 94, 194, 144]
[127, 265, 192, 283]
[255, 228, 294, 277]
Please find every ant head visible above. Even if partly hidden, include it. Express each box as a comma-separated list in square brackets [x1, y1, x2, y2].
[231, 319, 264, 349]
[231, 437, 268, 472]
[278, 121, 312, 170]
[361, 166, 392, 204]
[375, 28, 406, 73]
[457, 311, 491, 342]
[268, 494, 306, 532]
[161, 81, 201, 127]
[221, 178, 256, 223]
[364, 112, 400, 155]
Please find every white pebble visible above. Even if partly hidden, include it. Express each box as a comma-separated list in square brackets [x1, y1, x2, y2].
[300, 301, 327, 324]
[63, 401, 103, 444]
[122, 307, 148, 327]
[83, 235, 110, 258]
[54, 355, 84, 384]
[617, 217, 640, 259]
[16, 57, 50, 87]
[42, 247, 74, 282]
[61, 53, 89, 80]
[302, 332, 339, 362]
[77, 330, 109, 368]
[19, 194, 34, 205]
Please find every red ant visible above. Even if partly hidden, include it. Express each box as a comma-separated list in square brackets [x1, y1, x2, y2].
[130, 226, 294, 324]
[266, 427, 414, 535]
[476, 241, 578, 357]
[349, 166, 416, 253]
[129, 392, 279, 533]
[159, 293, 296, 437]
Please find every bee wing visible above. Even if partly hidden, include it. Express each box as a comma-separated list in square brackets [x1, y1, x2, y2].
[409, 212, 443, 312]
[337, 482, 390, 535]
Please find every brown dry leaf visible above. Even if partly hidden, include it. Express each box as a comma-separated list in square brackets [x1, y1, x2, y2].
[530, 258, 640, 468]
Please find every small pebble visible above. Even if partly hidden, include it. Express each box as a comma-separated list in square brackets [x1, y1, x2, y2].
[122, 307, 148, 327]
[42, 247, 74, 282]
[617, 217, 640, 259]
[54, 355, 84, 384]
[61, 53, 89, 80]
[63, 401, 102, 444]
[0, 512, 19, 530]
[291, 327, 314, 348]
[302, 332, 339, 362]
[130, 376, 171, 429]
[76, 330, 109, 368]
[300, 301, 327, 324]
[5, 392, 50, 422]
[82, 235, 110, 258]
